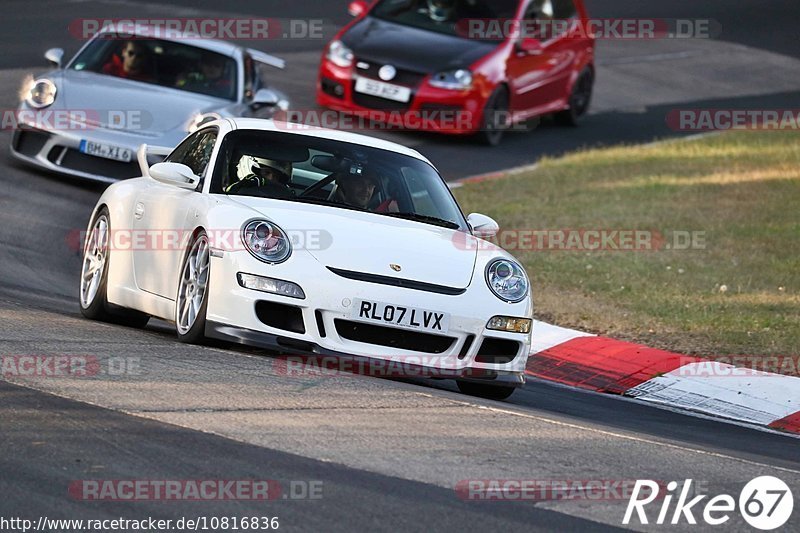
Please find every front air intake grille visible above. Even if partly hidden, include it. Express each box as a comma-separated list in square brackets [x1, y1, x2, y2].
[327, 267, 466, 296]
[475, 338, 521, 365]
[355, 60, 427, 88]
[334, 319, 455, 354]
[315, 310, 327, 338]
[12, 129, 51, 157]
[54, 148, 140, 180]
[320, 77, 345, 99]
[458, 334, 475, 360]
[351, 90, 413, 111]
[255, 301, 306, 334]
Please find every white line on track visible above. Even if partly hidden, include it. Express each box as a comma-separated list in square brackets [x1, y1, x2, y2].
[6, 371, 799, 483]
[422, 392, 800, 475]
[529, 376, 800, 440]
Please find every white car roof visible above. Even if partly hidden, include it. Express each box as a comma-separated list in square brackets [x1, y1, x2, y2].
[226, 118, 434, 166]
[97, 23, 241, 57]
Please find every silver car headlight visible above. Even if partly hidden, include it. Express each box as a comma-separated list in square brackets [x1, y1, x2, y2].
[326, 40, 354, 68]
[485, 259, 529, 303]
[242, 220, 292, 264]
[429, 69, 473, 90]
[25, 78, 57, 109]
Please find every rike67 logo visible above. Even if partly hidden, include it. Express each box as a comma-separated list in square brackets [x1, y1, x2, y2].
[624, 476, 794, 530]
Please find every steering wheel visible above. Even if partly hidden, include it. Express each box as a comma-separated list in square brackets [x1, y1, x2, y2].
[225, 175, 261, 195]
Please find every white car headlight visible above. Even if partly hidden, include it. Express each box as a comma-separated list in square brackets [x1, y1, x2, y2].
[186, 112, 221, 133]
[25, 78, 57, 109]
[485, 259, 529, 303]
[326, 40, 354, 68]
[242, 220, 292, 264]
[429, 69, 473, 90]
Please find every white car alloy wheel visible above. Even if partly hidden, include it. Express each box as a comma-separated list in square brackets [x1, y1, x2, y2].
[176, 233, 210, 335]
[80, 214, 109, 309]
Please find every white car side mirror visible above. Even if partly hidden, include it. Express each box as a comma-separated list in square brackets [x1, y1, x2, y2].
[45, 48, 64, 68]
[467, 213, 500, 238]
[149, 162, 199, 189]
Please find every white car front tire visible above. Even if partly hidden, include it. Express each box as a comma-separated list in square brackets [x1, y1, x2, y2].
[80, 207, 150, 328]
[176, 230, 211, 344]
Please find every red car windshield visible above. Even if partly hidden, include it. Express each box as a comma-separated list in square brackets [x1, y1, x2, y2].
[372, 0, 519, 41]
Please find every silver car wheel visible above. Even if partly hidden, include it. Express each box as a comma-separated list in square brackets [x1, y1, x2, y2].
[176, 235, 209, 334]
[80, 215, 109, 308]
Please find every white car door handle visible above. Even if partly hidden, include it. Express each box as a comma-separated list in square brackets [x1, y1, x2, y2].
[134, 202, 145, 220]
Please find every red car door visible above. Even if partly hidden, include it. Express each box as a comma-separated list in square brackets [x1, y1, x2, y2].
[506, 0, 581, 119]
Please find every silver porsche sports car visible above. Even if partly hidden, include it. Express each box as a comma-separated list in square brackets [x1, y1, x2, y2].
[11, 24, 290, 182]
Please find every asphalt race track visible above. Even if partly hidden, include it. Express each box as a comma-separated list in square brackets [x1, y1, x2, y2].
[1, 1, 799, 531]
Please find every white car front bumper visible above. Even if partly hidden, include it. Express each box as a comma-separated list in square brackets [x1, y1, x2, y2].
[205, 248, 532, 387]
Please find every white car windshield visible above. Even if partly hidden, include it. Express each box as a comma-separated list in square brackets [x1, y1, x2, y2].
[69, 36, 238, 101]
[211, 130, 468, 231]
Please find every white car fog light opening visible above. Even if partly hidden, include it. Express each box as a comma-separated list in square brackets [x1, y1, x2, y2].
[237, 273, 305, 299]
[487, 316, 532, 334]
[485, 259, 529, 303]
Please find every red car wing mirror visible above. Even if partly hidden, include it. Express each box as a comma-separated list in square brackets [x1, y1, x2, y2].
[518, 38, 544, 55]
[348, 0, 368, 17]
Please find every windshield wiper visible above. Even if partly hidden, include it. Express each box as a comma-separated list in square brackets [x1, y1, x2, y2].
[289, 198, 460, 228]
[381, 212, 460, 229]
[292, 196, 369, 213]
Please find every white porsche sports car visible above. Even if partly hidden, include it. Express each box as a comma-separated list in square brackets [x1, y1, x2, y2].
[79, 118, 533, 399]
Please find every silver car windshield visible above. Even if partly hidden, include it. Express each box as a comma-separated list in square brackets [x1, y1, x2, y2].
[69, 36, 238, 101]
[211, 130, 468, 231]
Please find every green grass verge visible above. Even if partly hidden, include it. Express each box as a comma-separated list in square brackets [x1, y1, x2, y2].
[453, 131, 800, 362]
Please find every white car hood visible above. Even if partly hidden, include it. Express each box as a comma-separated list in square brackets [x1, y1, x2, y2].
[59, 70, 230, 133]
[230, 197, 477, 289]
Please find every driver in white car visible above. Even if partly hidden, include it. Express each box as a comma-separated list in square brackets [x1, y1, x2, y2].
[225, 157, 294, 198]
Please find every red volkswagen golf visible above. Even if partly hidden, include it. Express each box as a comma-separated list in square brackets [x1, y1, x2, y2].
[317, 0, 595, 145]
